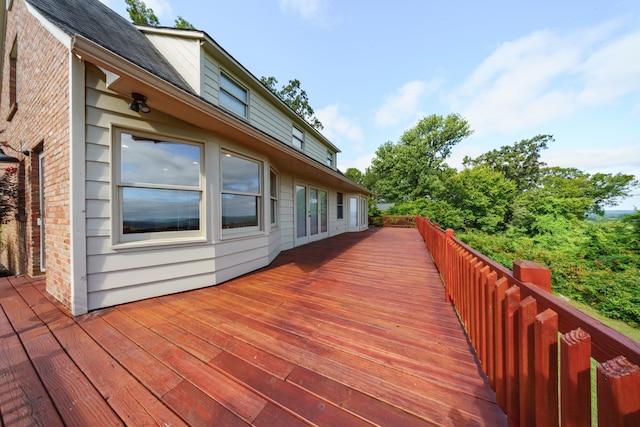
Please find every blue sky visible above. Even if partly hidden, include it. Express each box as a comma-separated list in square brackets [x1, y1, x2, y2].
[100, 0, 640, 210]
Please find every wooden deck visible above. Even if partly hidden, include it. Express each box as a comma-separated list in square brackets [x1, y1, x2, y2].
[0, 228, 506, 426]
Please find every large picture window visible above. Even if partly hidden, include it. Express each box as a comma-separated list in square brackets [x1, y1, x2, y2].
[221, 151, 262, 233]
[116, 130, 203, 243]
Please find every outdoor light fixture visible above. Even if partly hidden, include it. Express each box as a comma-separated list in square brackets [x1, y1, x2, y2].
[0, 141, 30, 163]
[128, 92, 151, 113]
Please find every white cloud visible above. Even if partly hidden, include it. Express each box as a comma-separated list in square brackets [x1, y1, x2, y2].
[542, 145, 640, 171]
[578, 31, 640, 105]
[338, 152, 375, 173]
[315, 104, 364, 149]
[375, 80, 441, 128]
[278, 0, 337, 26]
[449, 22, 640, 136]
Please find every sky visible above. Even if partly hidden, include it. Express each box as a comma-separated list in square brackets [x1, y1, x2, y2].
[100, 0, 640, 210]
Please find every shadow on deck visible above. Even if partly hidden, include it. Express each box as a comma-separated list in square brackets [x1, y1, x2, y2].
[0, 228, 507, 426]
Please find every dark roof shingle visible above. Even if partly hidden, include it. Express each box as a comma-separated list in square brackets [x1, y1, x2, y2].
[25, 0, 192, 93]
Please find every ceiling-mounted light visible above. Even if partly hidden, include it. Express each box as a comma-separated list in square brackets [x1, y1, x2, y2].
[128, 92, 151, 113]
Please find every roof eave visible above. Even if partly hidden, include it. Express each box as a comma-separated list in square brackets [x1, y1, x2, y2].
[70, 34, 367, 194]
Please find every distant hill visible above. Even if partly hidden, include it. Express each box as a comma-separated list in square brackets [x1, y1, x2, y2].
[587, 210, 637, 221]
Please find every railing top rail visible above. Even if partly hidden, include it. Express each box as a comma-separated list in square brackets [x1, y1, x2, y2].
[418, 216, 640, 366]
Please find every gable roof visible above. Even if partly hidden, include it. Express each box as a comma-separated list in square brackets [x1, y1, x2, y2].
[25, 0, 192, 93]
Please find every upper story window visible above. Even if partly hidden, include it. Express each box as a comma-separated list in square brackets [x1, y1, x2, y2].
[337, 192, 344, 219]
[292, 126, 304, 151]
[115, 130, 203, 244]
[7, 39, 18, 121]
[220, 72, 248, 118]
[221, 151, 262, 234]
[270, 169, 278, 227]
[326, 151, 334, 167]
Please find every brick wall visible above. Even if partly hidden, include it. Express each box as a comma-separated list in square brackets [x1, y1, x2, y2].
[1, 0, 72, 308]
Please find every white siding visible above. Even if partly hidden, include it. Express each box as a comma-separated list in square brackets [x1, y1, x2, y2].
[198, 51, 335, 166]
[201, 53, 219, 104]
[145, 34, 200, 93]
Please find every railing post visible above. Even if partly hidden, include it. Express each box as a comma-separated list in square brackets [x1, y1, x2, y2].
[535, 309, 559, 427]
[444, 228, 454, 303]
[597, 356, 640, 426]
[505, 285, 521, 426]
[561, 328, 591, 427]
[513, 260, 551, 292]
[494, 277, 508, 411]
[519, 296, 537, 427]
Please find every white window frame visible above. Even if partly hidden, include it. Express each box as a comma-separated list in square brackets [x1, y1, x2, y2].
[220, 150, 263, 237]
[270, 169, 279, 227]
[292, 126, 304, 151]
[113, 128, 205, 246]
[219, 71, 249, 118]
[326, 150, 334, 167]
[337, 192, 344, 220]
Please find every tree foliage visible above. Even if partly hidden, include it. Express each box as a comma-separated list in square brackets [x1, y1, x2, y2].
[125, 0, 195, 29]
[344, 167, 364, 185]
[260, 77, 323, 130]
[174, 16, 195, 29]
[368, 113, 472, 202]
[125, 0, 159, 26]
[463, 134, 552, 192]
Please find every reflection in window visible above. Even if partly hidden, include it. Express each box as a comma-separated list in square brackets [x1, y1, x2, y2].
[117, 131, 203, 242]
[123, 188, 200, 233]
[220, 73, 248, 117]
[221, 152, 261, 231]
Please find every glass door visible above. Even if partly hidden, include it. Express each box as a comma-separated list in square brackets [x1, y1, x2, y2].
[295, 184, 328, 246]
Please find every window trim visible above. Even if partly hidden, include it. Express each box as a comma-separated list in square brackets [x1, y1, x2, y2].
[112, 128, 205, 247]
[220, 149, 263, 237]
[292, 126, 304, 151]
[337, 192, 344, 220]
[270, 169, 279, 228]
[326, 150, 334, 167]
[219, 71, 249, 118]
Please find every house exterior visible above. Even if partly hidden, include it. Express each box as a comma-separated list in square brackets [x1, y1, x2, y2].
[0, 0, 370, 315]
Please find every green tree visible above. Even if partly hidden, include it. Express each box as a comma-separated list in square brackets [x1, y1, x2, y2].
[463, 134, 552, 192]
[448, 166, 517, 232]
[368, 114, 472, 202]
[344, 167, 364, 185]
[174, 16, 195, 29]
[261, 77, 323, 130]
[125, 0, 160, 26]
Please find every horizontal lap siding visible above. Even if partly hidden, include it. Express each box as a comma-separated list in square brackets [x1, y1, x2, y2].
[146, 34, 200, 92]
[279, 174, 294, 250]
[202, 54, 219, 104]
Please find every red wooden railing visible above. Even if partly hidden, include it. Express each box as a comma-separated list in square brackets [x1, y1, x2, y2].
[416, 216, 640, 427]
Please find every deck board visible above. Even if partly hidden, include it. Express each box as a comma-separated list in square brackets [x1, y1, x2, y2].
[0, 228, 507, 426]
